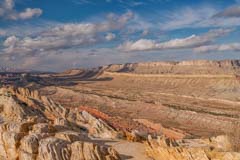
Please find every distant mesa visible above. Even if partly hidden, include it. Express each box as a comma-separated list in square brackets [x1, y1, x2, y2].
[103, 59, 240, 75]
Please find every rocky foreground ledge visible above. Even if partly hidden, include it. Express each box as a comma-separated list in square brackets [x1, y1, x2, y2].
[0, 86, 240, 160]
[0, 87, 120, 160]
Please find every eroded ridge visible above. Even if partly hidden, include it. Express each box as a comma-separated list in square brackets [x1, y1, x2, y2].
[145, 135, 240, 160]
[0, 87, 120, 160]
[0, 86, 240, 160]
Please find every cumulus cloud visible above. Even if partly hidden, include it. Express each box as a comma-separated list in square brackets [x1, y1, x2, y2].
[3, 35, 99, 54]
[0, 11, 133, 71]
[0, 0, 42, 20]
[118, 28, 233, 51]
[2, 12, 133, 55]
[194, 43, 240, 53]
[213, 6, 240, 18]
[3, 35, 18, 47]
[105, 33, 116, 41]
[18, 8, 42, 20]
[43, 11, 133, 37]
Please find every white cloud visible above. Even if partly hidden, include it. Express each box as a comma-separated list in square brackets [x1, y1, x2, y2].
[119, 39, 155, 51]
[105, 33, 116, 41]
[2, 12, 133, 55]
[3, 35, 18, 47]
[44, 11, 133, 37]
[0, 20, 60, 37]
[194, 43, 240, 53]
[0, 12, 134, 71]
[118, 29, 233, 51]
[0, 0, 42, 20]
[3, 34, 99, 55]
[158, 7, 217, 30]
[156, 6, 240, 30]
[18, 8, 42, 20]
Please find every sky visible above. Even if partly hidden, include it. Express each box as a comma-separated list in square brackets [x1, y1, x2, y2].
[0, 0, 240, 71]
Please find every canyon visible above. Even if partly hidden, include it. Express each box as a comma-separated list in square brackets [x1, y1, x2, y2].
[1, 59, 240, 159]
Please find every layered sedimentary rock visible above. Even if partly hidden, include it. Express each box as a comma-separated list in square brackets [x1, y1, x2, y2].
[105, 60, 240, 74]
[145, 135, 240, 160]
[0, 87, 120, 160]
[2, 60, 240, 159]
[37, 60, 240, 138]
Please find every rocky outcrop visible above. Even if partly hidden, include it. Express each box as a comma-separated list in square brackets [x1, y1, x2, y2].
[1, 86, 240, 160]
[79, 111, 118, 139]
[145, 135, 240, 160]
[0, 87, 120, 160]
[1, 87, 119, 138]
[77, 106, 161, 141]
[70, 141, 119, 160]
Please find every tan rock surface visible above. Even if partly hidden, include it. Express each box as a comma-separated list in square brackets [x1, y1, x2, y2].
[1, 60, 240, 160]
[0, 87, 121, 160]
[70, 141, 120, 160]
[145, 135, 240, 160]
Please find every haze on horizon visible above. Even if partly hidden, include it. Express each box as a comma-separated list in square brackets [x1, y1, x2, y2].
[0, 0, 240, 71]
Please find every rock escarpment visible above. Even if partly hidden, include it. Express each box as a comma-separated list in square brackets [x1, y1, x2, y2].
[104, 60, 240, 74]
[0, 87, 120, 160]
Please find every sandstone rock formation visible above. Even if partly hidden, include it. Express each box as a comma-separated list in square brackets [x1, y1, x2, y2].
[77, 106, 161, 141]
[145, 135, 240, 160]
[0, 87, 120, 160]
[2, 58, 240, 160]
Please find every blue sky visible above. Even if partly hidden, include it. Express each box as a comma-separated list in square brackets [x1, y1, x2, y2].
[0, 0, 240, 71]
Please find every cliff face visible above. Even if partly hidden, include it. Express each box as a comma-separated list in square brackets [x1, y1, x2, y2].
[0, 87, 120, 160]
[104, 60, 240, 74]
